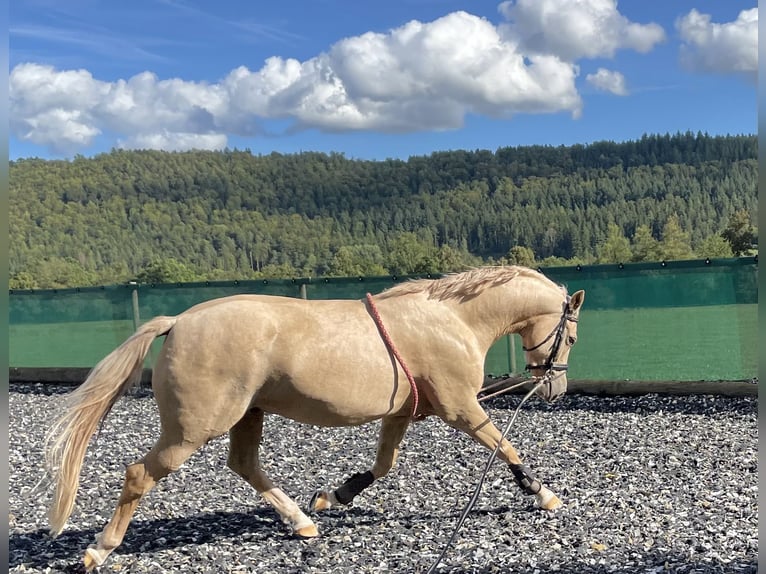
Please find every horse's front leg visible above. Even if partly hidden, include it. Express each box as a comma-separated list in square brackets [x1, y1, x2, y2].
[447, 401, 562, 510]
[310, 415, 410, 511]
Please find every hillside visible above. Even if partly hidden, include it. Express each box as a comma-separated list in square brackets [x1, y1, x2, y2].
[9, 132, 758, 288]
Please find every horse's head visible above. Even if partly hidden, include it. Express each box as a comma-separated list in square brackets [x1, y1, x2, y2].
[520, 289, 585, 402]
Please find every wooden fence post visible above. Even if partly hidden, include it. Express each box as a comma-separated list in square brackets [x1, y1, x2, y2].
[130, 282, 140, 331]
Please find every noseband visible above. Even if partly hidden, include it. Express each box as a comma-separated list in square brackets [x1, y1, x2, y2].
[523, 297, 578, 375]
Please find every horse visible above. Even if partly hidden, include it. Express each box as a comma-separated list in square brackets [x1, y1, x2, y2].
[44, 265, 585, 570]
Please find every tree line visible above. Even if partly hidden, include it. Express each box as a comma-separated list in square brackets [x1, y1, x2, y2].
[9, 131, 757, 288]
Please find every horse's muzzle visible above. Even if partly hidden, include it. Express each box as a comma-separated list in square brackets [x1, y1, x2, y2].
[535, 375, 568, 402]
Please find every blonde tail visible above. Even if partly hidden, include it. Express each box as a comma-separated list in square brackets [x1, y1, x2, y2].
[45, 315, 177, 537]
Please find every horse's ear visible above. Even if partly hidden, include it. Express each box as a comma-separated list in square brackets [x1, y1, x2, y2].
[569, 290, 585, 312]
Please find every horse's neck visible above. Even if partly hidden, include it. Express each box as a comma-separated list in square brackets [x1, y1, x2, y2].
[454, 277, 559, 351]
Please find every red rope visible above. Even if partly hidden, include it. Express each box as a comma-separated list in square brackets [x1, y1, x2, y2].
[365, 293, 419, 419]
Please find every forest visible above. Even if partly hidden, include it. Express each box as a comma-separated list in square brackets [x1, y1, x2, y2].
[9, 131, 758, 289]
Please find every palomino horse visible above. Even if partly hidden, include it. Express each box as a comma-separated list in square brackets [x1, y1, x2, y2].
[45, 266, 584, 570]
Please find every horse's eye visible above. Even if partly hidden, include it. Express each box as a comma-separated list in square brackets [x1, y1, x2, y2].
[567, 336, 577, 345]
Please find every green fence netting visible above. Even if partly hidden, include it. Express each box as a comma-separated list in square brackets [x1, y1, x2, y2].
[9, 258, 757, 381]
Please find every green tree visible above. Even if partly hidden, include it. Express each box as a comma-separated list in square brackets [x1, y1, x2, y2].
[135, 258, 201, 284]
[505, 245, 536, 267]
[657, 215, 694, 261]
[9, 271, 38, 289]
[597, 224, 632, 263]
[94, 262, 132, 286]
[538, 255, 571, 267]
[328, 245, 388, 277]
[630, 225, 660, 262]
[255, 261, 298, 278]
[721, 210, 757, 256]
[386, 232, 435, 275]
[434, 244, 470, 272]
[696, 235, 734, 258]
[32, 257, 97, 289]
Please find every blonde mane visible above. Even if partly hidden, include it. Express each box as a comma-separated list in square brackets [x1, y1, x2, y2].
[377, 266, 565, 302]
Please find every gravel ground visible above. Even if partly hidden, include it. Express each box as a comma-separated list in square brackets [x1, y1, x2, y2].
[9, 383, 757, 574]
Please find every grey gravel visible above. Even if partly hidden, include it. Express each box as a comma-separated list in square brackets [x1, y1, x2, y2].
[9, 383, 757, 573]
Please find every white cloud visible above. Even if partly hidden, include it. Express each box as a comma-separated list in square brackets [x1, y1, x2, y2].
[676, 8, 757, 80]
[586, 68, 628, 95]
[9, 64, 107, 153]
[498, 0, 665, 60]
[10, 3, 665, 155]
[9, 63, 232, 154]
[118, 131, 229, 152]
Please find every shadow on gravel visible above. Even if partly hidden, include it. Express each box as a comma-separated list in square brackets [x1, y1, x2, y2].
[10, 506, 757, 574]
[8, 504, 541, 571]
[9, 508, 281, 570]
[314, 503, 522, 536]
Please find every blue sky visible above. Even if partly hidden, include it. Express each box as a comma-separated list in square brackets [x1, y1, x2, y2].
[9, 0, 757, 161]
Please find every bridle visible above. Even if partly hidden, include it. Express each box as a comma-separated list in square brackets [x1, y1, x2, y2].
[477, 295, 578, 403]
[522, 295, 579, 375]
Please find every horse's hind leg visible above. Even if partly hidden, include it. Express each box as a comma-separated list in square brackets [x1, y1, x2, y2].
[83, 435, 202, 571]
[447, 401, 561, 510]
[227, 408, 318, 537]
[310, 415, 410, 511]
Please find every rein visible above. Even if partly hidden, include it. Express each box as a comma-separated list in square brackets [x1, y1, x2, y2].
[365, 293, 420, 419]
[478, 375, 539, 402]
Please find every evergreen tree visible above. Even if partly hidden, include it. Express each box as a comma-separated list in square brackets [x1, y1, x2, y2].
[597, 224, 632, 263]
[631, 225, 660, 262]
[657, 215, 694, 261]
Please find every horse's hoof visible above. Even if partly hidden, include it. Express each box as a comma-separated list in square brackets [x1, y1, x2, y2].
[295, 524, 319, 538]
[539, 492, 562, 511]
[83, 549, 100, 571]
[310, 491, 332, 512]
